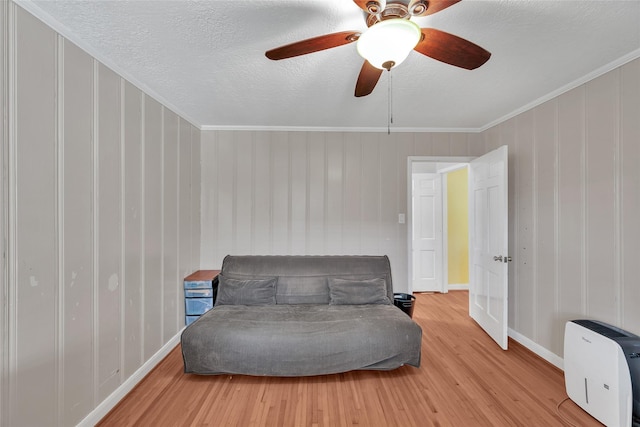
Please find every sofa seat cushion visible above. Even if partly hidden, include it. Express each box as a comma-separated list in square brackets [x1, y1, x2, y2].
[181, 304, 422, 376]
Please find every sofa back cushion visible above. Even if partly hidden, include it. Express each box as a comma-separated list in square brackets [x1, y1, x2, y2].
[220, 255, 394, 305]
[215, 275, 277, 306]
[328, 277, 391, 305]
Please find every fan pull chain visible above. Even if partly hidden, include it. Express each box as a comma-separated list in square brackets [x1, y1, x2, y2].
[387, 70, 393, 135]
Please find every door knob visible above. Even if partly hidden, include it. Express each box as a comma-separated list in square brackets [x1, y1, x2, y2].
[493, 255, 503, 262]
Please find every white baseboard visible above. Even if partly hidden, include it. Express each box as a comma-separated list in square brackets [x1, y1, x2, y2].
[77, 330, 183, 427]
[508, 328, 564, 371]
[447, 283, 469, 291]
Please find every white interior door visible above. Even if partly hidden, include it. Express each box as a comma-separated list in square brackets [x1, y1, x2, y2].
[469, 146, 509, 349]
[412, 173, 443, 292]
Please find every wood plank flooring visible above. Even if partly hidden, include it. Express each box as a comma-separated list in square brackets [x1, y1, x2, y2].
[98, 291, 602, 426]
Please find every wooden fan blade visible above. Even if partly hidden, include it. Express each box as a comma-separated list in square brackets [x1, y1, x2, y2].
[353, 0, 386, 14]
[266, 31, 360, 60]
[355, 60, 383, 97]
[414, 28, 491, 70]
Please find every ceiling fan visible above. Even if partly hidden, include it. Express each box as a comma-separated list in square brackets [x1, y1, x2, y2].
[265, 0, 491, 97]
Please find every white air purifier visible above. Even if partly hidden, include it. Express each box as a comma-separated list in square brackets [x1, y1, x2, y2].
[564, 320, 640, 427]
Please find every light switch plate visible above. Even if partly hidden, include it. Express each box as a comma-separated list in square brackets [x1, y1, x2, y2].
[398, 213, 405, 224]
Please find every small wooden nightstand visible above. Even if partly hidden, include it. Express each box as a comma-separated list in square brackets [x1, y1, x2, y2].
[183, 270, 220, 326]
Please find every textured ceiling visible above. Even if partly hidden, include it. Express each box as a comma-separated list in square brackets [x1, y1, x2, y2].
[23, 0, 640, 131]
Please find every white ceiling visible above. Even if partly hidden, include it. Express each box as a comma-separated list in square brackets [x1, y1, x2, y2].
[22, 0, 640, 131]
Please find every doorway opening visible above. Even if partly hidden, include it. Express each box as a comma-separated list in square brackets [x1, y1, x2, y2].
[407, 157, 472, 294]
[408, 146, 510, 350]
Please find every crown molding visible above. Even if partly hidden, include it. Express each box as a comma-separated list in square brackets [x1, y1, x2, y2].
[479, 47, 640, 133]
[199, 125, 483, 133]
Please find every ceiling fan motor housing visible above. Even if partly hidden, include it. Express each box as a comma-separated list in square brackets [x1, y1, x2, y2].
[366, 2, 411, 27]
[365, 1, 431, 26]
[365, 0, 385, 14]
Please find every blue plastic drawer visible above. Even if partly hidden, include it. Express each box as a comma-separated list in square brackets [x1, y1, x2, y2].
[185, 297, 213, 315]
[186, 315, 200, 326]
[184, 280, 213, 290]
[184, 288, 214, 298]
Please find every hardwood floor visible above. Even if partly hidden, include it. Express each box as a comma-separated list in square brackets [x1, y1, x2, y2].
[98, 291, 602, 426]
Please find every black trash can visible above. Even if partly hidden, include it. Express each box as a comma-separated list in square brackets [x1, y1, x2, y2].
[393, 293, 416, 318]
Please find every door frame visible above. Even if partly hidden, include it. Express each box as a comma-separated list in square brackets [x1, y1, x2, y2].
[407, 156, 474, 295]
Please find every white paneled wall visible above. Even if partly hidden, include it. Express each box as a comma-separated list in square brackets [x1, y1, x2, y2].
[201, 131, 484, 291]
[0, 4, 201, 426]
[485, 57, 640, 358]
[0, 0, 6, 423]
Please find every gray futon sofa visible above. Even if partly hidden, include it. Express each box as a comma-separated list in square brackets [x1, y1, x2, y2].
[181, 255, 422, 376]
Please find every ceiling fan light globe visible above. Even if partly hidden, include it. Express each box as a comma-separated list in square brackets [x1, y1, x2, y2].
[356, 18, 421, 70]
